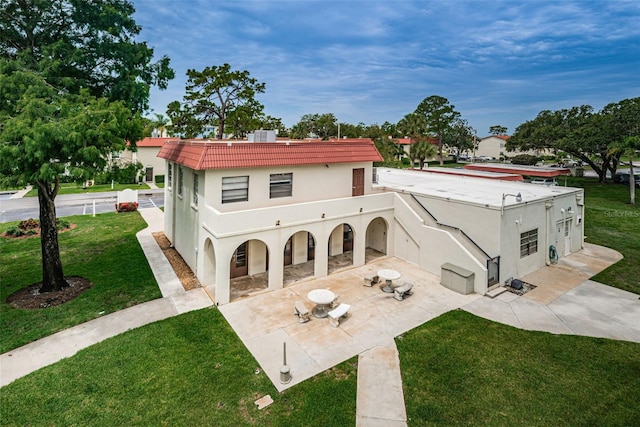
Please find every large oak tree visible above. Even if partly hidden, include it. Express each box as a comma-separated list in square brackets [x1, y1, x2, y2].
[167, 64, 266, 139]
[0, 0, 174, 292]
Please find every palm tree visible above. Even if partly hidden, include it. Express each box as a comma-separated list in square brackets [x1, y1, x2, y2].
[410, 140, 437, 169]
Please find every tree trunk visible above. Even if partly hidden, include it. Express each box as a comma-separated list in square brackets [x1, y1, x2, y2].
[630, 158, 636, 205]
[37, 179, 69, 293]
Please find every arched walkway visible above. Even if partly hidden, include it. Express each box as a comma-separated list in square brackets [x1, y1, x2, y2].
[202, 238, 216, 287]
[283, 231, 316, 286]
[229, 239, 269, 301]
[365, 217, 388, 263]
[328, 223, 354, 274]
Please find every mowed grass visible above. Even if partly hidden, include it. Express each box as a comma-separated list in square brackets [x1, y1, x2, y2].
[0, 212, 161, 353]
[25, 181, 150, 197]
[0, 308, 358, 427]
[566, 176, 640, 294]
[399, 310, 640, 426]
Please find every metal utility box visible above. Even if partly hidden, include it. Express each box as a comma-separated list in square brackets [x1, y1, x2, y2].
[440, 263, 475, 295]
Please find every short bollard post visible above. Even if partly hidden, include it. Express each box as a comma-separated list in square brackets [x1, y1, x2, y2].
[280, 342, 291, 384]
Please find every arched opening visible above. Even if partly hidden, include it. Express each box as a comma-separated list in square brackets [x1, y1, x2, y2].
[328, 223, 354, 274]
[203, 238, 216, 287]
[229, 239, 269, 301]
[283, 231, 316, 286]
[365, 217, 388, 263]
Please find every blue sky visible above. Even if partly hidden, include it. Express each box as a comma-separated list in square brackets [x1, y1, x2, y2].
[133, 0, 639, 137]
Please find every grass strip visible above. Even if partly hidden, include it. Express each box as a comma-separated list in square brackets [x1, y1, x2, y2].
[25, 182, 151, 197]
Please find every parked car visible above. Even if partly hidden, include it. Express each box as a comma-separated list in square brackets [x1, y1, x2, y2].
[613, 173, 640, 186]
[531, 178, 558, 186]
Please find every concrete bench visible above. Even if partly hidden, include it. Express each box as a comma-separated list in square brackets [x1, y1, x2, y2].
[328, 303, 350, 327]
[364, 275, 380, 287]
[330, 294, 340, 309]
[293, 300, 311, 323]
[394, 283, 414, 301]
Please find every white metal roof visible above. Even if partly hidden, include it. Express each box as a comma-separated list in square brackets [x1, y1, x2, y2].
[375, 167, 580, 208]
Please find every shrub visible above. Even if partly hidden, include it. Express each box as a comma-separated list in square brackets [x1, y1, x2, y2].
[155, 174, 165, 184]
[115, 202, 139, 212]
[511, 154, 538, 165]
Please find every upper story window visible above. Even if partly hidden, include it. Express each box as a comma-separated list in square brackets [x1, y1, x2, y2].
[167, 163, 173, 189]
[193, 173, 199, 206]
[270, 173, 292, 198]
[111, 151, 121, 159]
[178, 166, 184, 197]
[520, 229, 538, 258]
[222, 176, 249, 203]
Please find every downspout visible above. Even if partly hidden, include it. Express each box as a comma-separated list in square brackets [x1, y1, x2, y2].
[545, 199, 553, 265]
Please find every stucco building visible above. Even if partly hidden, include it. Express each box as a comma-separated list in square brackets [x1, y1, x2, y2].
[120, 137, 172, 183]
[158, 138, 584, 305]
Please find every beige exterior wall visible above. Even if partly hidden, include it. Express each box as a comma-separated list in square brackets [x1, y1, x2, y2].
[413, 187, 584, 286]
[120, 146, 165, 182]
[163, 161, 584, 305]
[204, 162, 373, 212]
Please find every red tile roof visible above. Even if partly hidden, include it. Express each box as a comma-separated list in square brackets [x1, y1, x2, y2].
[481, 135, 510, 140]
[394, 137, 439, 145]
[135, 137, 175, 147]
[157, 139, 383, 170]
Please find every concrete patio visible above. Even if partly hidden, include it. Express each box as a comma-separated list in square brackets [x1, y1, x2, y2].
[217, 256, 481, 392]
[217, 241, 640, 394]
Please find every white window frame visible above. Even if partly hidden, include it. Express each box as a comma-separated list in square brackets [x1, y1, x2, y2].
[167, 163, 173, 190]
[222, 176, 249, 204]
[269, 173, 292, 198]
[178, 166, 184, 197]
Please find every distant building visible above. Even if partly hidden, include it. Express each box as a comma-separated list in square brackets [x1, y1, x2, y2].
[120, 137, 172, 183]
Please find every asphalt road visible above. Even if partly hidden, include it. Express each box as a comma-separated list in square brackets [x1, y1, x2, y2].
[0, 189, 164, 223]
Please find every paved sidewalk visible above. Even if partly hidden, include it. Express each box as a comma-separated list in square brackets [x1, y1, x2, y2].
[356, 343, 407, 427]
[9, 185, 32, 198]
[0, 207, 214, 387]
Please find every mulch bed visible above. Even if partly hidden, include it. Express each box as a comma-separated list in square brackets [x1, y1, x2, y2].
[1, 223, 76, 240]
[152, 232, 201, 291]
[6, 276, 93, 309]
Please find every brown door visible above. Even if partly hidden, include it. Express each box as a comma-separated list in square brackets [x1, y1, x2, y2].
[343, 224, 353, 251]
[352, 168, 364, 196]
[145, 167, 153, 182]
[308, 233, 315, 260]
[284, 237, 293, 266]
[230, 242, 249, 278]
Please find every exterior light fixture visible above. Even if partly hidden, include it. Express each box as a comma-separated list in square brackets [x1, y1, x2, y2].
[501, 192, 522, 216]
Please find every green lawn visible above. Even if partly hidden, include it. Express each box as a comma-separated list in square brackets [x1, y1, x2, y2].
[566, 176, 640, 294]
[0, 308, 358, 427]
[0, 212, 161, 353]
[25, 181, 150, 196]
[399, 310, 640, 426]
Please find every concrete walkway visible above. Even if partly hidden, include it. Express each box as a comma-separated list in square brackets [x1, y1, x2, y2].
[0, 207, 214, 387]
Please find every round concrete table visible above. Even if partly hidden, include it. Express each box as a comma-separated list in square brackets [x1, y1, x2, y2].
[307, 289, 336, 318]
[377, 269, 401, 293]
